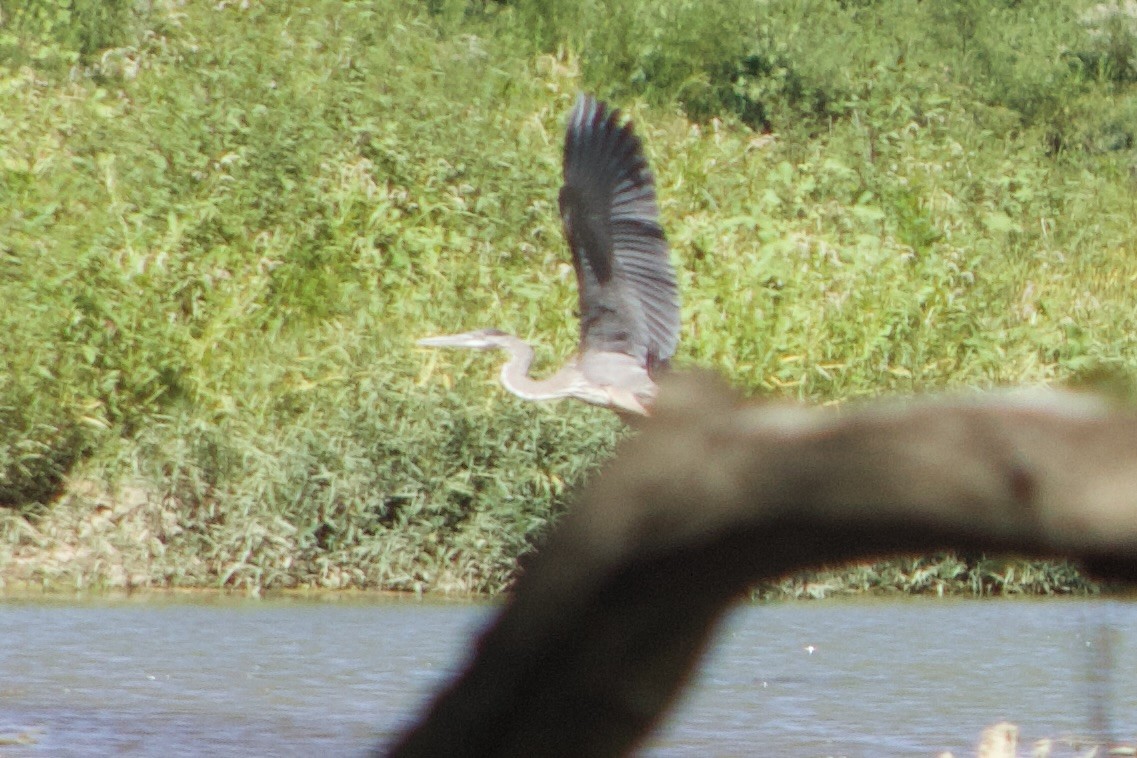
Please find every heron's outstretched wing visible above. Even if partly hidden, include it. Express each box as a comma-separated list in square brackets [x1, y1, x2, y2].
[558, 93, 681, 371]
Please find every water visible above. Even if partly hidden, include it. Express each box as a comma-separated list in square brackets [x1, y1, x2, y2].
[649, 599, 1137, 756]
[0, 595, 1133, 756]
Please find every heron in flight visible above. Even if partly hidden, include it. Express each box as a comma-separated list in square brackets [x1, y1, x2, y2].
[418, 94, 681, 415]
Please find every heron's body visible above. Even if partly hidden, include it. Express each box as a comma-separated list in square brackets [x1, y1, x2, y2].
[418, 94, 680, 416]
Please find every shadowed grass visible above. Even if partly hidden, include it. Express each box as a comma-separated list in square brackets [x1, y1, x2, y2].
[2, 0, 1137, 594]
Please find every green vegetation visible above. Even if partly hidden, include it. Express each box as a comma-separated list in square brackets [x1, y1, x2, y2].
[2, 0, 1136, 595]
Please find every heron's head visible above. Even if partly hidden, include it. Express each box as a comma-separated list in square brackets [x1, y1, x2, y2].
[417, 328, 514, 350]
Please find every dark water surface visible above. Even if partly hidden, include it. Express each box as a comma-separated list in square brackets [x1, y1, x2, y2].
[1, 595, 1133, 756]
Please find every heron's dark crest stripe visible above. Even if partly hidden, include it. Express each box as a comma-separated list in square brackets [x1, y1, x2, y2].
[559, 93, 681, 371]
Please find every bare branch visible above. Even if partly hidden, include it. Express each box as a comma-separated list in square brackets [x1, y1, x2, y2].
[385, 372, 1137, 757]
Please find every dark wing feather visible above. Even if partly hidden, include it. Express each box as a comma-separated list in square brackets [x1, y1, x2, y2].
[558, 93, 681, 370]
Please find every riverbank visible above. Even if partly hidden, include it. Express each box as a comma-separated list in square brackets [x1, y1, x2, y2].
[3, 0, 1137, 595]
[0, 474, 1104, 597]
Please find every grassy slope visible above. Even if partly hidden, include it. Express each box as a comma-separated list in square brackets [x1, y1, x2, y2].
[1, 0, 1135, 595]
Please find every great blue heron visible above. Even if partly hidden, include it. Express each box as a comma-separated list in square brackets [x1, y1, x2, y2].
[418, 94, 681, 415]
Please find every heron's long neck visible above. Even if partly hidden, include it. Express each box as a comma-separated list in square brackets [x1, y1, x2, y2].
[498, 336, 572, 401]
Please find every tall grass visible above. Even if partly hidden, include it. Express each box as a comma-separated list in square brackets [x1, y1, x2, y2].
[2, 0, 1136, 593]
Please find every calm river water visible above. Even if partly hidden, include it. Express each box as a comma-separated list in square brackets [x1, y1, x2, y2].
[0, 595, 1133, 756]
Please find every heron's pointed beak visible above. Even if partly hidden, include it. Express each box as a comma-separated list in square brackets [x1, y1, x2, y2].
[417, 332, 493, 349]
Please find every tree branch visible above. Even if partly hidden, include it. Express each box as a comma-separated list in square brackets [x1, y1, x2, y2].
[385, 373, 1137, 757]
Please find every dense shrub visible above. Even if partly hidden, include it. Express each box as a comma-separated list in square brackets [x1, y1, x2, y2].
[1, 0, 1136, 593]
[0, 0, 137, 64]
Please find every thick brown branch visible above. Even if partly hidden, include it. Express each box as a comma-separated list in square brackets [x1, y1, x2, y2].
[385, 373, 1137, 757]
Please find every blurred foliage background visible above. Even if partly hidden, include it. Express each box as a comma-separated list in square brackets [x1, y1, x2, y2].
[0, 0, 1135, 595]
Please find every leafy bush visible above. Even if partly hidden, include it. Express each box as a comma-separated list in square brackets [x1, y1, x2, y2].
[1, 0, 136, 65]
[2, 0, 1136, 594]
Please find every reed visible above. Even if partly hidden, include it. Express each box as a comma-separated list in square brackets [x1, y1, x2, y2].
[2, 0, 1136, 594]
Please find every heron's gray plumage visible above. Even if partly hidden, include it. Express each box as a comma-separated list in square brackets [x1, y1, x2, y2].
[417, 94, 681, 416]
[559, 94, 681, 372]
